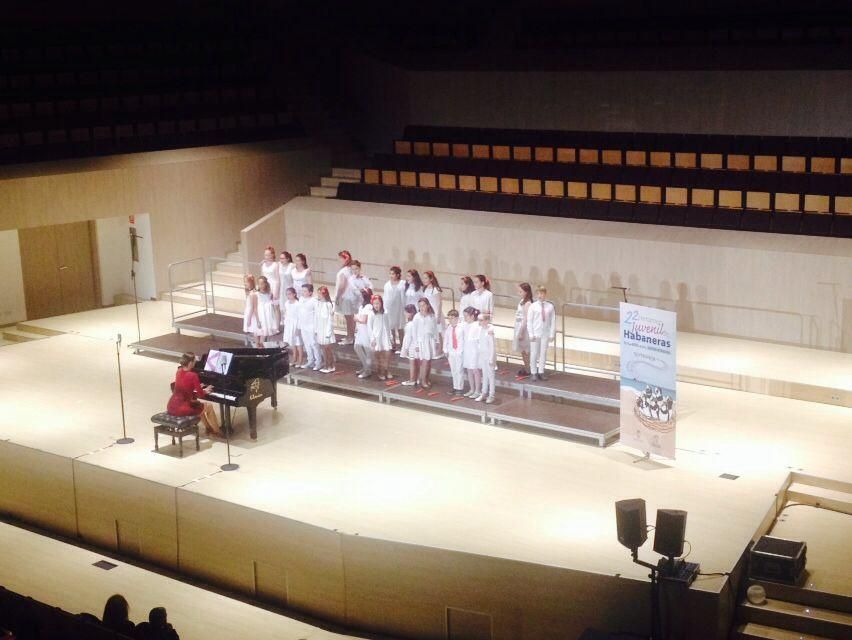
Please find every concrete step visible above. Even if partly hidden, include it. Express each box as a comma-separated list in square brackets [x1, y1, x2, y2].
[740, 598, 852, 639]
[161, 290, 205, 307]
[217, 260, 244, 275]
[310, 185, 338, 198]
[211, 270, 245, 286]
[321, 176, 360, 188]
[331, 167, 361, 179]
[753, 579, 852, 615]
[225, 251, 243, 263]
[1, 327, 49, 343]
[734, 621, 831, 640]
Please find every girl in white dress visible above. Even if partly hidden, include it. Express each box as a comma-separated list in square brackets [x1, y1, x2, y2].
[354, 287, 374, 379]
[334, 250, 357, 344]
[400, 304, 420, 386]
[368, 294, 394, 380]
[458, 276, 475, 312]
[281, 287, 301, 354]
[260, 246, 280, 302]
[278, 251, 294, 308]
[255, 276, 280, 344]
[513, 282, 533, 376]
[476, 313, 497, 403]
[462, 307, 482, 398]
[469, 274, 494, 315]
[403, 269, 424, 312]
[243, 274, 261, 347]
[422, 270, 444, 357]
[412, 298, 439, 388]
[383, 266, 406, 351]
[291, 253, 312, 292]
[315, 285, 336, 373]
[348, 260, 372, 314]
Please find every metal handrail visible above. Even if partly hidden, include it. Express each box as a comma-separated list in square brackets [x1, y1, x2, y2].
[167, 257, 207, 326]
[560, 301, 620, 371]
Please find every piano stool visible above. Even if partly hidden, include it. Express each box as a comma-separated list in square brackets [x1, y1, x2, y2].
[150, 413, 201, 457]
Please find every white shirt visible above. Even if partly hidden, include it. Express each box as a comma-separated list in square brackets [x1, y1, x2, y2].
[477, 323, 496, 365]
[355, 303, 373, 346]
[443, 322, 465, 355]
[297, 296, 317, 332]
[527, 300, 556, 340]
[469, 288, 494, 315]
[291, 267, 312, 292]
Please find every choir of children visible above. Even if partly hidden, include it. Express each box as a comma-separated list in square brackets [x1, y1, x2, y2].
[242, 247, 557, 393]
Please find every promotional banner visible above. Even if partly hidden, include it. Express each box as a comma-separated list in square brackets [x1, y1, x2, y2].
[619, 303, 677, 458]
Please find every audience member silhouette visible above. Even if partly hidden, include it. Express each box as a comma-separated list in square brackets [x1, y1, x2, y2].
[134, 607, 179, 640]
[102, 594, 136, 636]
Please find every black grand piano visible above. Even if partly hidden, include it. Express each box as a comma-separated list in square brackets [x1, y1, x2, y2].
[194, 347, 289, 439]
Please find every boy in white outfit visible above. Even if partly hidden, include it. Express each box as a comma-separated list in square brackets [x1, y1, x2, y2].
[443, 309, 466, 396]
[527, 286, 556, 381]
[476, 313, 497, 403]
[298, 283, 322, 370]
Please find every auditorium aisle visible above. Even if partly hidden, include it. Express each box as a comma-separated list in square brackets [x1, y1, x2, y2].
[0, 521, 376, 640]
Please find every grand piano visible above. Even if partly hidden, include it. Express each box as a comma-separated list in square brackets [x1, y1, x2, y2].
[194, 346, 289, 439]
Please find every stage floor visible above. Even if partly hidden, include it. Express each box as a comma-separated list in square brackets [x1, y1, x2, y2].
[1, 303, 851, 596]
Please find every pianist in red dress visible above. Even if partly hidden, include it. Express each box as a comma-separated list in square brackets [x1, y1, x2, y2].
[167, 352, 221, 435]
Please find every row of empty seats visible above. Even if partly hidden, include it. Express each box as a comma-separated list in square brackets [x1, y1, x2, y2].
[337, 126, 852, 238]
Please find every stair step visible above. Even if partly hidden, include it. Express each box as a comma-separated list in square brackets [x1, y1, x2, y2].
[735, 621, 832, 640]
[15, 323, 63, 337]
[787, 476, 852, 516]
[740, 598, 852, 639]
[310, 185, 338, 198]
[321, 176, 360, 187]
[217, 260, 244, 275]
[211, 270, 245, 286]
[331, 167, 361, 179]
[225, 251, 243, 263]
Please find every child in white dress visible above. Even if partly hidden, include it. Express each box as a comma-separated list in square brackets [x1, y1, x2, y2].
[260, 246, 280, 301]
[476, 313, 497, 403]
[278, 251, 294, 309]
[423, 270, 444, 357]
[298, 283, 321, 370]
[469, 274, 494, 315]
[458, 276, 475, 313]
[443, 309, 465, 395]
[243, 275, 261, 347]
[403, 269, 424, 313]
[291, 253, 312, 292]
[513, 282, 533, 376]
[462, 307, 481, 398]
[354, 288, 374, 379]
[315, 285, 336, 373]
[255, 276, 280, 345]
[334, 250, 356, 344]
[281, 287, 301, 353]
[368, 294, 394, 380]
[412, 298, 438, 388]
[400, 304, 420, 386]
[383, 266, 406, 351]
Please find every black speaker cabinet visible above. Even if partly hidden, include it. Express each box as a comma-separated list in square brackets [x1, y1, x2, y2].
[654, 509, 687, 558]
[615, 499, 647, 551]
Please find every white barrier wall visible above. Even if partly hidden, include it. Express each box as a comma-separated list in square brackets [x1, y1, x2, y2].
[282, 196, 852, 351]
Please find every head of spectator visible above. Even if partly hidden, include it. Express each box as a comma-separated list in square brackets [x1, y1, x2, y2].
[102, 594, 134, 634]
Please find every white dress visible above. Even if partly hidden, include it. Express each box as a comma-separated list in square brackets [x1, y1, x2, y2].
[349, 274, 372, 308]
[260, 260, 280, 300]
[412, 312, 438, 360]
[368, 311, 393, 351]
[281, 298, 301, 346]
[513, 300, 531, 352]
[400, 319, 417, 360]
[383, 280, 406, 331]
[462, 322, 481, 369]
[469, 288, 494, 315]
[335, 266, 359, 315]
[243, 291, 259, 333]
[423, 285, 443, 319]
[278, 262, 294, 300]
[404, 284, 424, 311]
[355, 304, 373, 347]
[315, 300, 336, 345]
[459, 292, 475, 313]
[255, 291, 278, 337]
[291, 267, 312, 292]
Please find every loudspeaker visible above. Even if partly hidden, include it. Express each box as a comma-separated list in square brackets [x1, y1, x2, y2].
[615, 499, 647, 551]
[654, 509, 687, 558]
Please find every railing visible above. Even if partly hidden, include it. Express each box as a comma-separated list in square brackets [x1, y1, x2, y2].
[560, 301, 621, 379]
[167, 257, 208, 325]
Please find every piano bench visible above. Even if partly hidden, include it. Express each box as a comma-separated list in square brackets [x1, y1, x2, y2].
[150, 413, 201, 457]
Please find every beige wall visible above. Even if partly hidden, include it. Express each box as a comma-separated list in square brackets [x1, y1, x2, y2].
[0, 229, 26, 325]
[0, 140, 331, 311]
[282, 197, 852, 351]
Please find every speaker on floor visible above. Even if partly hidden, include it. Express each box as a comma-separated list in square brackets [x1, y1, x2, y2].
[615, 498, 647, 551]
[654, 509, 687, 558]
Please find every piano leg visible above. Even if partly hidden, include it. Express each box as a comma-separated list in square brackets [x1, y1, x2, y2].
[247, 406, 258, 440]
[271, 380, 278, 409]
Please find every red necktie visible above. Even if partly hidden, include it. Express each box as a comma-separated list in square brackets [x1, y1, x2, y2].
[452, 325, 458, 349]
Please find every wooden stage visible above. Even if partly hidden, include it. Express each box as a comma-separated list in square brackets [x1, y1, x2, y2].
[2, 302, 851, 640]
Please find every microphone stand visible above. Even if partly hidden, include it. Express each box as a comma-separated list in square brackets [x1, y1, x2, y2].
[129, 229, 143, 346]
[218, 357, 238, 471]
[632, 549, 661, 640]
[115, 333, 134, 444]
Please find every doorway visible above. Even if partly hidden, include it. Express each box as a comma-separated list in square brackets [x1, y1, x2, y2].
[18, 221, 100, 320]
